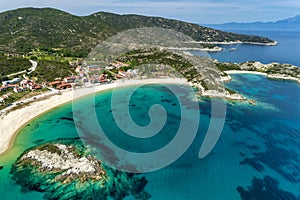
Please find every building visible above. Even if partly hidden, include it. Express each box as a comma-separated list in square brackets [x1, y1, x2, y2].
[112, 61, 129, 68]
[50, 81, 62, 88]
[0, 86, 7, 92]
[118, 70, 127, 77]
[13, 87, 24, 93]
[64, 76, 77, 83]
[78, 71, 85, 77]
[57, 83, 72, 90]
[127, 69, 139, 75]
[82, 77, 88, 83]
[105, 65, 115, 70]
[2, 77, 21, 86]
[89, 78, 99, 84]
[75, 66, 82, 73]
[2, 93, 11, 99]
[30, 84, 43, 91]
[6, 84, 19, 89]
[21, 80, 34, 88]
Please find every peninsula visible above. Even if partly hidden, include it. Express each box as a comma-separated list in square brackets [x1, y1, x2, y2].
[215, 60, 300, 84]
[0, 7, 275, 55]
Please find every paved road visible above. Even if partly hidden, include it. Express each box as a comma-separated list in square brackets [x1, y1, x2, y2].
[28, 60, 38, 74]
[6, 60, 38, 78]
[7, 70, 27, 78]
[0, 88, 59, 117]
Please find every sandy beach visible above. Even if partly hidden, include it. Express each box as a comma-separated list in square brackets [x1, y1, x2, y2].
[197, 41, 278, 46]
[0, 78, 188, 155]
[224, 70, 268, 76]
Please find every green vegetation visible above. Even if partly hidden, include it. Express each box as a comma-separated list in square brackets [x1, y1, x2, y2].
[264, 63, 300, 77]
[200, 80, 209, 90]
[30, 60, 75, 82]
[102, 70, 115, 79]
[226, 88, 237, 95]
[117, 48, 196, 80]
[9, 91, 54, 112]
[0, 89, 29, 110]
[0, 8, 275, 55]
[223, 61, 300, 79]
[27, 48, 88, 61]
[38, 144, 62, 155]
[0, 88, 50, 110]
[215, 62, 241, 71]
[110, 66, 134, 74]
[0, 55, 31, 77]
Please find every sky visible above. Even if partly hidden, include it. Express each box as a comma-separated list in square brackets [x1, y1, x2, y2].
[0, 0, 299, 24]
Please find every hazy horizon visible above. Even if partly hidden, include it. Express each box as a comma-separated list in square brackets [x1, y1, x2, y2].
[0, 0, 299, 24]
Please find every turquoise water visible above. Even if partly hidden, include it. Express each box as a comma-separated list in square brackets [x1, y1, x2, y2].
[1, 76, 300, 199]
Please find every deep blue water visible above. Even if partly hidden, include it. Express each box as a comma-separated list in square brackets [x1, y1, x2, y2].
[0, 29, 300, 199]
[191, 29, 300, 66]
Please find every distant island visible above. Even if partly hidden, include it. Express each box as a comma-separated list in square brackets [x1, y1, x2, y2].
[203, 15, 300, 30]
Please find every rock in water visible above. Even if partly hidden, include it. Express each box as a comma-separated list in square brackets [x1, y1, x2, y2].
[10, 138, 151, 200]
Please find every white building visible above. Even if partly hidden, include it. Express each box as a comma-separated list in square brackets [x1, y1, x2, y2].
[2, 77, 21, 86]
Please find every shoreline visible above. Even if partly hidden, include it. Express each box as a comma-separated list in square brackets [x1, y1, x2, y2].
[225, 70, 300, 83]
[224, 70, 268, 76]
[197, 41, 278, 46]
[167, 46, 222, 52]
[0, 78, 189, 156]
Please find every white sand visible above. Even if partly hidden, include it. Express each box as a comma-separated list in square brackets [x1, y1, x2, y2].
[224, 70, 267, 76]
[197, 41, 278, 46]
[0, 78, 188, 155]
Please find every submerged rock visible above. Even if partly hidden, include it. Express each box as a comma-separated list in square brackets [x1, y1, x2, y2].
[237, 176, 298, 200]
[10, 138, 150, 200]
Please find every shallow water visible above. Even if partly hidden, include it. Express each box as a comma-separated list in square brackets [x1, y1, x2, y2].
[0, 76, 300, 199]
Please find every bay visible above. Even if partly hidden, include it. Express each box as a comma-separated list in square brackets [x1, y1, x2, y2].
[191, 29, 300, 66]
[0, 28, 300, 199]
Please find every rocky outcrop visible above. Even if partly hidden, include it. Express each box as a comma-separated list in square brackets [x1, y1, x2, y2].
[11, 139, 151, 200]
[219, 61, 300, 83]
[21, 143, 106, 184]
[201, 89, 246, 100]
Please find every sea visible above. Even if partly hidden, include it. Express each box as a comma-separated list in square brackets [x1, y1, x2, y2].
[0, 29, 300, 200]
[192, 29, 300, 66]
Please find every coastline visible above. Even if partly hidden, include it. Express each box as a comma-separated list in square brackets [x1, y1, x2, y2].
[197, 41, 278, 46]
[167, 39, 279, 52]
[224, 70, 268, 76]
[225, 70, 300, 83]
[167, 46, 222, 52]
[0, 78, 189, 156]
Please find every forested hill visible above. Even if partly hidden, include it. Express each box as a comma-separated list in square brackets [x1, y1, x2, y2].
[0, 7, 275, 55]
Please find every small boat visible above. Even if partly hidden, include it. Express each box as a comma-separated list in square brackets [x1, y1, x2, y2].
[229, 48, 237, 52]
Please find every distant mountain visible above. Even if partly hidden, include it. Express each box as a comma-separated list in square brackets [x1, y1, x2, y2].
[204, 15, 300, 30]
[0, 7, 274, 55]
